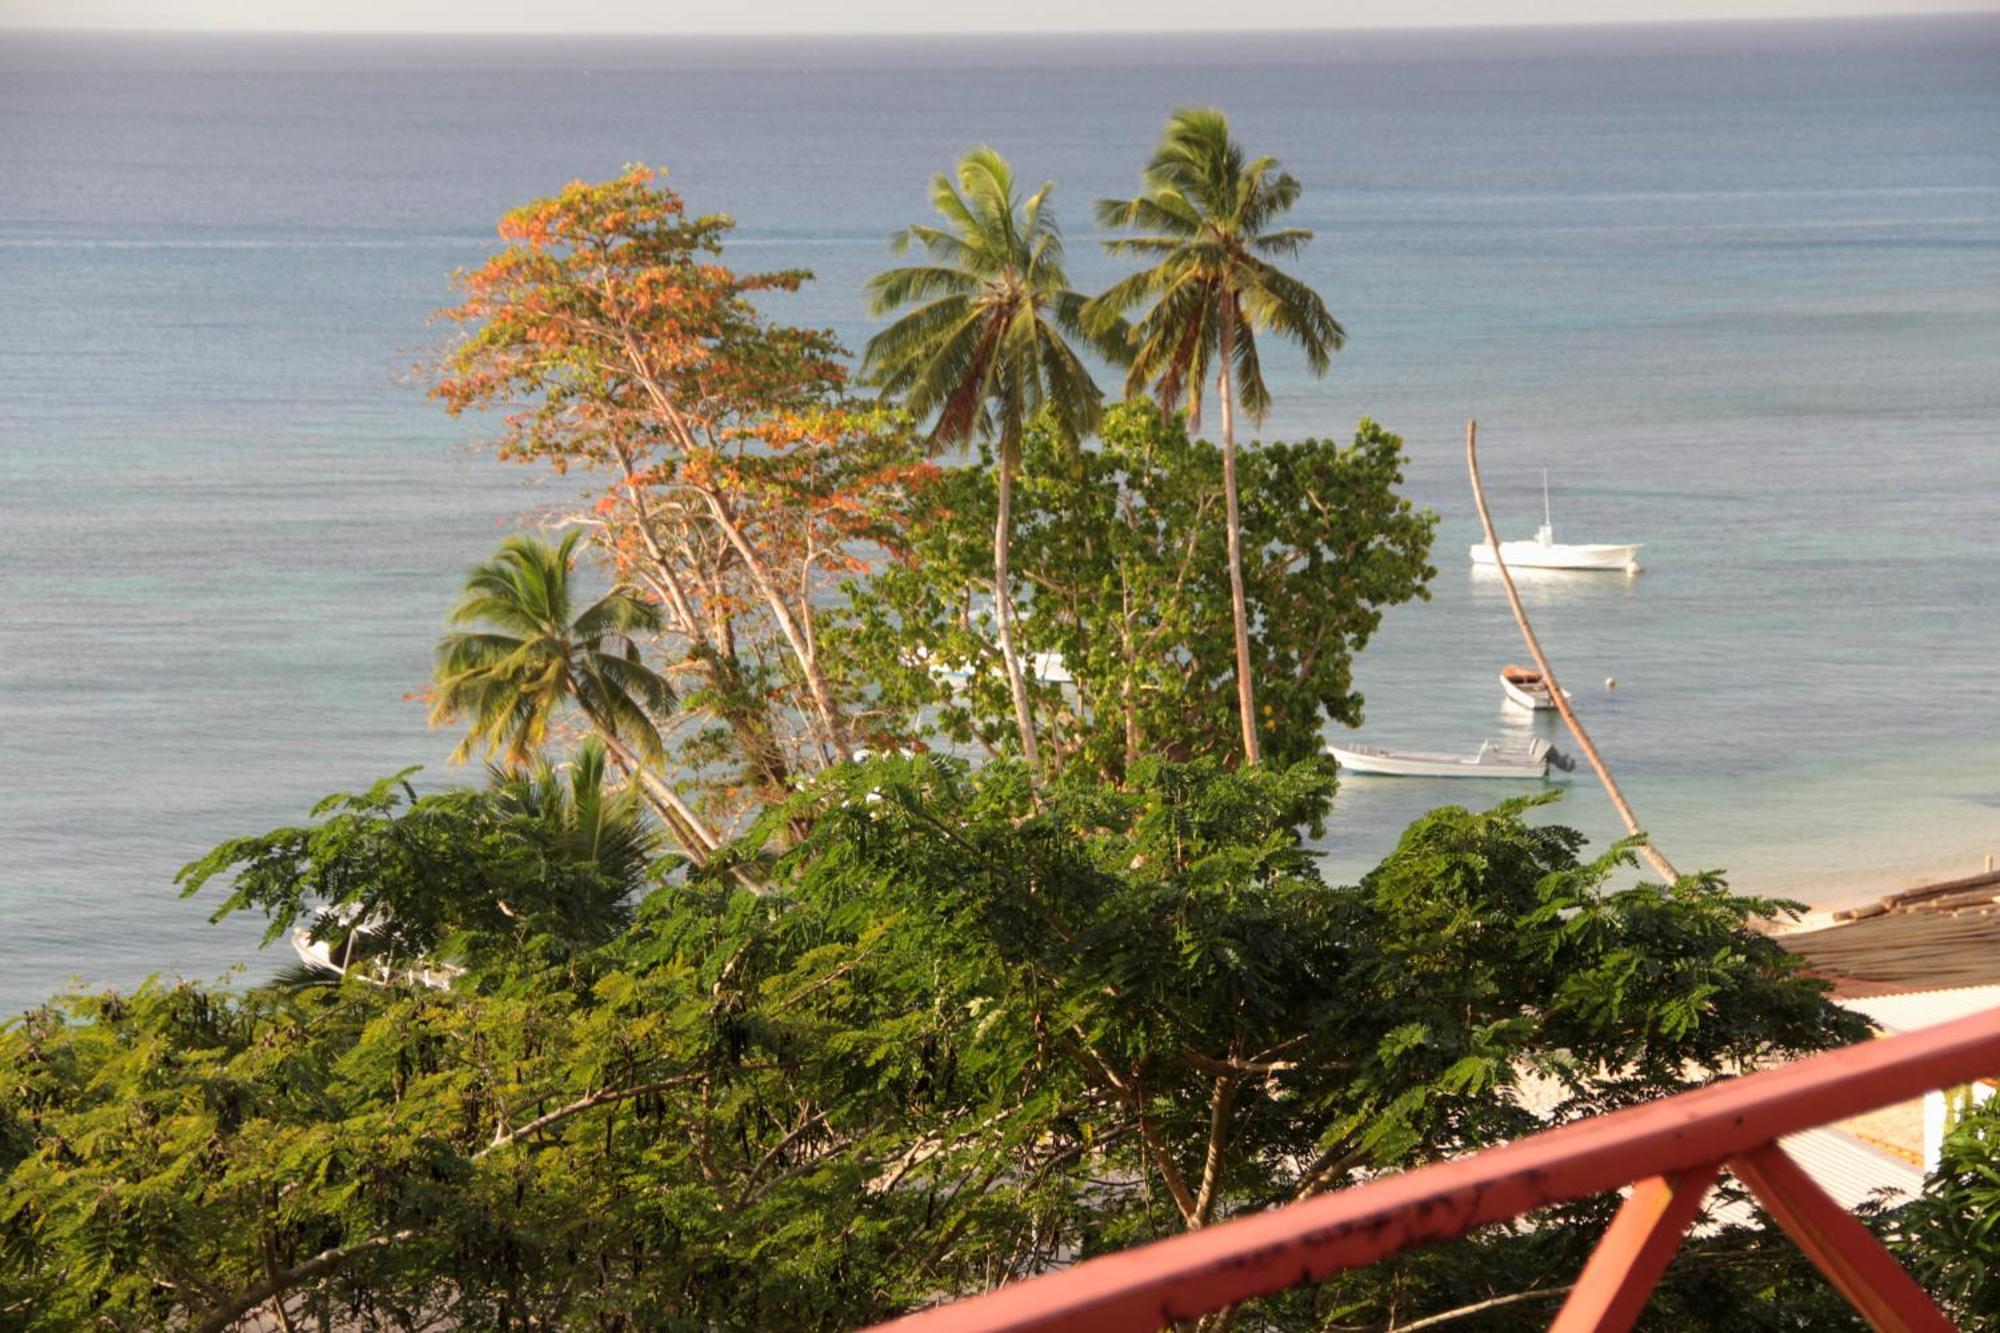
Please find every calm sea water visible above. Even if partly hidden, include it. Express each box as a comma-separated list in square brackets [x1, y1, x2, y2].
[2, 19, 1997, 1012]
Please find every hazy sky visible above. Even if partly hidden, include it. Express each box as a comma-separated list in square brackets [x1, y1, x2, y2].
[3, 0, 1995, 32]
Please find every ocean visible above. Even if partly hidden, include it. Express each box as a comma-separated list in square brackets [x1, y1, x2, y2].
[2, 17, 1997, 1013]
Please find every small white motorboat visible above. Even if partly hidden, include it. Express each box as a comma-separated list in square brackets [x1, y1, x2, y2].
[1499, 664, 1571, 712]
[1469, 473, 1641, 572]
[291, 906, 461, 991]
[912, 646, 1073, 687]
[1328, 736, 1573, 779]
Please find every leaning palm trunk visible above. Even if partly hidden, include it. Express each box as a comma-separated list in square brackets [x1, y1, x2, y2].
[1465, 420, 1679, 882]
[590, 727, 720, 866]
[1218, 304, 1262, 766]
[993, 442, 1042, 770]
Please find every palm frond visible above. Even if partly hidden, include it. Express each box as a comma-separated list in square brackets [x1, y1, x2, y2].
[1249, 226, 1314, 259]
[1096, 108, 1343, 422]
[864, 264, 980, 315]
[1229, 305, 1273, 423]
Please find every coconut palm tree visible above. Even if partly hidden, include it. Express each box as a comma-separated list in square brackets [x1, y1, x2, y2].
[490, 739, 661, 949]
[1089, 108, 1345, 766]
[432, 530, 717, 860]
[863, 146, 1105, 770]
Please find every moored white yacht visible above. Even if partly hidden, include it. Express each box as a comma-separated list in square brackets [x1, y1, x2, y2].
[1468, 473, 1641, 572]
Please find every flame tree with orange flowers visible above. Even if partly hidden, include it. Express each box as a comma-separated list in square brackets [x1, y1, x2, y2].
[432, 167, 929, 849]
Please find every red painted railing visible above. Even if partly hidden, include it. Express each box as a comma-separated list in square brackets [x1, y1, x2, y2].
[870, 1006, 2000, 1333]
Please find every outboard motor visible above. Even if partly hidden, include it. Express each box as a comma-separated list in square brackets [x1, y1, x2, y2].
[1547, 747, 1578, 772]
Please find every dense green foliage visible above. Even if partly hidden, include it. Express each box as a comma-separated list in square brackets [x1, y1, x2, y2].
[843, 400, 1435, 772]
[1892, 1092, 2000, 1322]
[175, 743, 660, 973]
[3, 757, 1874, 1329]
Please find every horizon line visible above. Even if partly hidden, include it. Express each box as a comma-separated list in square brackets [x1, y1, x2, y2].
[7, 7, 1998, 37]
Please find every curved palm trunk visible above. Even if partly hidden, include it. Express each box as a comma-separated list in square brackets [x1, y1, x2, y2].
[993, 436, 1042, 771]
[1464, 420, 1680, 883]
[1217, 301, 1262, 766]
[590, 727, 720, 866]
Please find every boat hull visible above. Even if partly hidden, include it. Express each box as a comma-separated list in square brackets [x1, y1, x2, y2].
[1328, 743, 1549, 780]
[290, 918, 461, 991]
[1499, 668, 1569, 711]
[1469, 540, 1641, 572]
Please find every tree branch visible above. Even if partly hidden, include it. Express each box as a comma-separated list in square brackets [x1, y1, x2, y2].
[479, 1071, 708, 1157]
[1193, 1073, 1240, 1226]
[190, 1231, 423, 1333]
[1386, 1282, 1575, 1331]
[1465, 420, 1680, 883]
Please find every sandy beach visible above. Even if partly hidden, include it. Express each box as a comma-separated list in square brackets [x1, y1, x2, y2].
[1753, 839, 2000, 936]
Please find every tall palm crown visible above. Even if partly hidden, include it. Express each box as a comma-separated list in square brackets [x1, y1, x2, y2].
[1092, 109, 1344, 768]
[862, 146, 1103, 461]
[863, 147, 1106, 770]
[432, 530, 674, 767]
[1089, 108, 1345, 424]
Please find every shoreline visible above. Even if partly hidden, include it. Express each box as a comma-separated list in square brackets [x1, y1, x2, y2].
[1749, 842, 2000, 938]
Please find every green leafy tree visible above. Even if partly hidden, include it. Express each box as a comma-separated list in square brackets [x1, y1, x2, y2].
[4, 760, 1870, 1329]
[174, 745, 659, 975]
[1890, 1093, 2000, 1323]
[842, 400, 1434, 775]
[1090, 108, 1347, 766]
[863, 146, 1107, 771]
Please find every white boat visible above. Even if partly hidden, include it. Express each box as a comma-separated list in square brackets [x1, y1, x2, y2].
[1499, 664, 1571, 712]
[912, 646, 1073, 687]
[1328, 736, 1573, 779]
[1469, 473, 1641, 572]
[290, 906, 461, 991]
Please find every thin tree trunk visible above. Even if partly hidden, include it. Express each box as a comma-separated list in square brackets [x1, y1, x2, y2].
[1218, 301, 1262, 766]
[992, 435, 1042, 770]
[694, 485, 854, 762]
[591, 727, 719, 864]
[1120, 573, 1141, 778]
[1464, 420, 1680, 882]
[191, 1231, 422, 1333]
[605, 447, 789, 797]
[617, 349, 853, 761]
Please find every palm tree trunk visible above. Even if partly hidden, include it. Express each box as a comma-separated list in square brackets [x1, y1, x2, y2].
[1464, 420, 1679, 882]
[1218, 301, 1262, 766]
[993, 437, 1042, 770]
[591, 728, 720, 866]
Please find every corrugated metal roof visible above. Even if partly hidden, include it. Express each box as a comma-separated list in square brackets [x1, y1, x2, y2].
[1842, 983, 2000, 1035]
[1782, 913, 2000, 995]
[1704, 1127, 1922, 1230]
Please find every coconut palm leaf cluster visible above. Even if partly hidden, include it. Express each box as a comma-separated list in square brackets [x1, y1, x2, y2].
[864, 109, 1342, 770]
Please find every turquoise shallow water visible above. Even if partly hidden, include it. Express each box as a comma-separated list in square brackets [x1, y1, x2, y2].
[1, 19, 1997, 1012]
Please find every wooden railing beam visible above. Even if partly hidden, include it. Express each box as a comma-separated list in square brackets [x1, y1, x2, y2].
[869, 1006, 2000, 1333]
[1549, 1163, 1721, 1333]
[1730, 1144, 1954, 1333]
